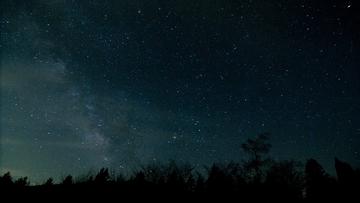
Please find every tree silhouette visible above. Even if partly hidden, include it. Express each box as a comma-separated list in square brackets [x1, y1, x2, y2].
[335, 158, 355, 185]
[335, 158, 357, 199]
[305, 159, 336, 201]
[94, 168, 110, 184]
[0, 135, 359, 201]
[0, 172, 13, 186]
[62, 175, 73, 185]
[43, 178, 54, 186]
[206, 164, 232, 193]
[14, 177, 29, 187]
[265, 160, 303, 200]
[194, 172, 205, 194]
[241, 133, 272, 182]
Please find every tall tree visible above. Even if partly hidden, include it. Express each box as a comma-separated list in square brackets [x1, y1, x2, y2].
[241, 133, 272, 182]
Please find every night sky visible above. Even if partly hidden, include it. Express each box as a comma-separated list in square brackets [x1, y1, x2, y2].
[1, 0, 359, 182]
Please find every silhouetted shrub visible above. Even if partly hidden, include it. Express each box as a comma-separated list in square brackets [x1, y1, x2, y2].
[0, 172, 13, 186]
[62, 175, 73, 185]
[14, 177, 29, 187]
[43, 178, 54, 186]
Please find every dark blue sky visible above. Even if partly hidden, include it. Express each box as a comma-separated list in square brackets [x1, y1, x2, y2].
[1, 0, 359, 182]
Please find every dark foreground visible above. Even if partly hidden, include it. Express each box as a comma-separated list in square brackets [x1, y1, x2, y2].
[1, 158, 359, 202]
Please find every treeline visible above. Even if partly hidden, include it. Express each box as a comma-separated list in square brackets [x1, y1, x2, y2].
[0, 134, 359, 201]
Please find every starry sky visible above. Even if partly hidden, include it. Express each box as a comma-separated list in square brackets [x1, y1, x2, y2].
[1, 0, 359, 182]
